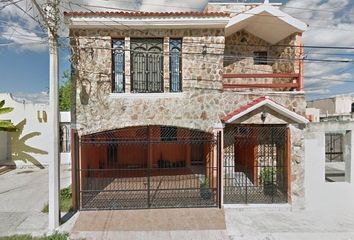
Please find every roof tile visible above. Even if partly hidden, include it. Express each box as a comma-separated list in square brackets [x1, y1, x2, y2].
[64, 11, 230, 18]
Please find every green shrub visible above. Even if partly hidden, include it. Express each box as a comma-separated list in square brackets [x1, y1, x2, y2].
[0, 232, 68, 240]
[42, 186, 73, 213]
[260, 167, 276, 185]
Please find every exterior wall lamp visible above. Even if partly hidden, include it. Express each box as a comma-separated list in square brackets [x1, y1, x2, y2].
[202, 45, 207, 56]
[261, 111, 268, 123]
[86, 47, 94, 59]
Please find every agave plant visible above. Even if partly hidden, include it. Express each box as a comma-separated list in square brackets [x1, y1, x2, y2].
[0, 100, 16, 131]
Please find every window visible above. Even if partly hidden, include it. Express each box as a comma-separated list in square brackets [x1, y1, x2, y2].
[112, 39, 125, 93]
[160, 126, 177, 142]
[131, 38, 164, 93]
[254, 51, 268, 65]
[325, 131, 351, 183]
[351, 103, 354, 113]
[170, 39, 182, 92]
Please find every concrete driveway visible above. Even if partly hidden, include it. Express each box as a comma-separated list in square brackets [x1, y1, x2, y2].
[0, 165, 71, 236]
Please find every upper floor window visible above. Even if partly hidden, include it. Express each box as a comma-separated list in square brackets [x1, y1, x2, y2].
[170, 39, 182, 92]
[131, 38, 164, 93]
[254, 51, 268, 65]
[112, 39, 125, 93]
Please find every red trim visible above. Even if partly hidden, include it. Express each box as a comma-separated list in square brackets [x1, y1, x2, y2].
[223, 83, 299, 89]
[221, 96, 267, 122]
[64, 11, 230, 17]
[222, 73, 300, 90]
[223, 73, 299, 79]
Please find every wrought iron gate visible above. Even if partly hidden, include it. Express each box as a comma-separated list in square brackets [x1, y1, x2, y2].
[77, 126, 220, 210]
[223, 125, 289, 204]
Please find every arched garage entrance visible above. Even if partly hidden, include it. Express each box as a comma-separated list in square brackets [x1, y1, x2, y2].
[76, 126, 220, 210]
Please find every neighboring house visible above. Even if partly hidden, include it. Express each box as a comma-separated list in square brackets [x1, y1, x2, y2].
[307, 95, 354, 122]
[65, 1, 309, 211]
[0, 93, 71, 168]
[305, 94, 354, 208]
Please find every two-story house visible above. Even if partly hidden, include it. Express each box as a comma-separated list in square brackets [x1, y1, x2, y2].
[65, 1, 309, 211]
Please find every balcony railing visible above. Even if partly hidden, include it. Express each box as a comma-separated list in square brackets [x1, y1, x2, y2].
[223, 73, 303, 91]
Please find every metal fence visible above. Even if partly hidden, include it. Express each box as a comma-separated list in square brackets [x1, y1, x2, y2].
[77, 126, 221, 210]
[223, 125, 289, 204]
[60, 124, 70, 153]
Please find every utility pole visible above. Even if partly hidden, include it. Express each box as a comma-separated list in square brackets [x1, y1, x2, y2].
[31, 0, 60, 230]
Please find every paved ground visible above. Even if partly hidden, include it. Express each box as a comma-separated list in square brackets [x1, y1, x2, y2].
[2, 167, 354, 239]
[62, 206, 354, 240]
[0, 165, 71, 237]
[69, 208, 228, 240]
[225, 207, 354, 240]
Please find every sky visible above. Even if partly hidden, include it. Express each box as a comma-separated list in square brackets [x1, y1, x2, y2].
[0, 0, 354, 100]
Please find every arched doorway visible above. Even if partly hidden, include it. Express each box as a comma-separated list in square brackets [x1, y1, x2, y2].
[77, 126, 220, 210]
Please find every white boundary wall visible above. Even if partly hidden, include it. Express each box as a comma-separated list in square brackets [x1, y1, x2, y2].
[0, 93, 51, 167]
[0, 93, 72, 167]
[305, 121, 354, 211]
[0, 131, 7, 162]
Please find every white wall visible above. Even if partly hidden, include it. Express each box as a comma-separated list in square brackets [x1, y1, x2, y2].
[306, 108, 320, 122]
[0, 93, 51, 167]
[305, 122, 354, 211]
[335, 96, 353, 114]
[0, 131, 7, 162]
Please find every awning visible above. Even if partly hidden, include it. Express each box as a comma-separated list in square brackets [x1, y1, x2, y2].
[226, 3, 307, 44]
[222, 96, 309, 124]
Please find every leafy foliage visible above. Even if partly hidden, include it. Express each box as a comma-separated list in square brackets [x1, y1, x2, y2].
[260, 167, 276, 185]
[42, 186, 73, 213]
[59, 71, 71, 112]
[0, 232, 68, 240]
[0, 100, 16, 131]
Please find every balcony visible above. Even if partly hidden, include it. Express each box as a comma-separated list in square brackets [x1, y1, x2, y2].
[222, 72, 303, 91]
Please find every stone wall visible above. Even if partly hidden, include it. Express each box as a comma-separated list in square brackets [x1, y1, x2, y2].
[224, 30, 301, 88]
[70, 28, 305, 135]
[70, 27, 306, 207]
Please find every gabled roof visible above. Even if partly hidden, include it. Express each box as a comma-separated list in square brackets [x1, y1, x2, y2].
[225, 3, 307, 43]
[222, 96, 309, 124]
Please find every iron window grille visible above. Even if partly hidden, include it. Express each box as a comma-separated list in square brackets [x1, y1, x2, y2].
[112, 39, 125, 93]
[254, 51, 268, 65]
[325, 132, 344, 162]
[169, 39, 182, 92]
[131, 39, 164, 93]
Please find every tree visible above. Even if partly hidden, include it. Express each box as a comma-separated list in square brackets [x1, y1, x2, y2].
[0, 100, 16, 131]
[59, 70, 72, 111]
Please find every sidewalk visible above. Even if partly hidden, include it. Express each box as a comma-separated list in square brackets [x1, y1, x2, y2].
[68, 208, 228, 240]
[0, 165, 71, 237]
[225, 208, 354, 240]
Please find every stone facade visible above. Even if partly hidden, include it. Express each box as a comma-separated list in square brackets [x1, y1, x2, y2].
[70, 28, 305, 134]
[70, 26, 306, 206]
[224, 31, 301, 87]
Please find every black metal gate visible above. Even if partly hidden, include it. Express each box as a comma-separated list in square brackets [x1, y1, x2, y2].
[223, 125, 289, 204]
[78, 126, 220, 210]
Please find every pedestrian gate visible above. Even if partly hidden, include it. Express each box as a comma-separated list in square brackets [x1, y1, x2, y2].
[223, 125, 289, 204]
